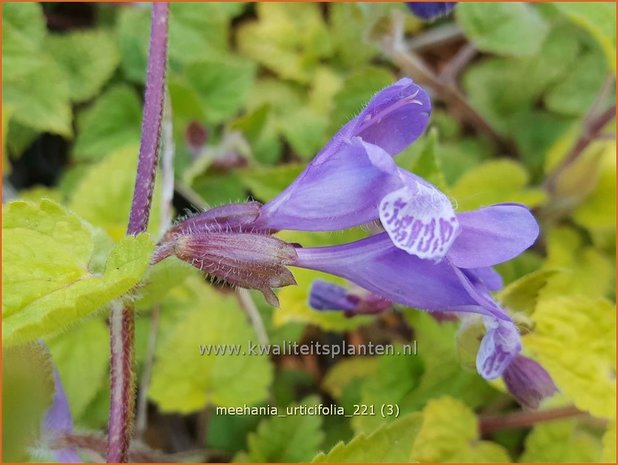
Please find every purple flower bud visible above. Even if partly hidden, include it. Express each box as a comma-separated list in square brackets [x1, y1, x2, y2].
[406, 2, 457, 21]
[309, 280, 392, 316]
[503, 355, 558, 409]
[476, 317, 521, 380]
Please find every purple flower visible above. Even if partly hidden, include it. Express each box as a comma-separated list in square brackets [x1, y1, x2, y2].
[309, 280, 392, 315]
[503, 355, 558, 409]
[406, 2, 458, 21]
[158, 79, 539, 379]
[43, 368, 80, 462]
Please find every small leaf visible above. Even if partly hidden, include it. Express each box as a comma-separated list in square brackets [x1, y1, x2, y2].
[237, 396, 325, 462]
[237, 3, 333, 83]
[520, 420, 602, 462]
[148, 279, 273, 413]
[313, 413, 423, 463]
[526, 296, 616, 419]
[410, 397, 510, 462]
[184, 58, 256, 124]
[72, 85, 142, 161]
[47, 30, 119, 103]
[456, 2, 549, 57]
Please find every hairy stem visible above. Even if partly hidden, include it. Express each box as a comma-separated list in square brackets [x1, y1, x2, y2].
[135, 93, 175, 440]
[479, 405, 585, 435]
[107, 4, 169, 462]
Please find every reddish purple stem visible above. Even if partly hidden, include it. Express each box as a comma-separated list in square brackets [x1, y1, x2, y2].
[107, 3, 169, 463]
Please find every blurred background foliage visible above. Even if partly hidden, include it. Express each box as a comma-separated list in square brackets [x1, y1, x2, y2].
[2, 2, 616, 463]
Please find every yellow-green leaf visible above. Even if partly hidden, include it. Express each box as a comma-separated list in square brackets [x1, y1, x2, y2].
[2, 199, 154, 345]
[237, 396, 324, 462]
[47, 318, 109, 419]
[603, 421, 616, 462]
[148, 279, 273, 413]
[70, 145, 162, 241]
[520, 420, 602, 462]
[410, 397, 510, 462]
[451, 159, 545, 210]
[313, 413, 423, 463]
[525, 296, 616, 419]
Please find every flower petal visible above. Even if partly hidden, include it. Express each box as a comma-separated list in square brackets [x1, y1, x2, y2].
[407, 2, 458, 21]
[379, 174, 460, 260]
[476, 318, 521, 380]
[448, 204, 540, 268]
[465, 267, 504, 291]
[295, 233, 496, 317]
[257, 139, 401, 231]
[341, 78, 431, 157]
[44, 368, 81, 462]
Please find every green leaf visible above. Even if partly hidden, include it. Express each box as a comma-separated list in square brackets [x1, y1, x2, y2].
[554, 2, 617, 71]
[2, 3, 72, 137]
[237, 396, 325, 462]
[463, 25, 580, 134]
[329, 67, 394, 133]
[72, 85, 142, 161]
[603, 421, 616, 462]
[313, 413, 423, 463]
[3, 344, 54, 462]
[70, 145, 162, 241]
[456, 2, 549, 57]
[520, 420, 602, 462]
[47, 318, 109, 419]
[410, 397, 510, 462]
[450, 159, 546, 210]
[497, 269, 560, 315]
[237, 3, 333, 83]
[135, 257, 198, 311]
[2, 199, 154, 345]
[280, 107, 329, 160]
[354, 312, 496, 433]
[572, 142, 616, 236]
[275, 268, 373, 332]
[184, 58, 256, 124]
[542, 226, 614, 299]
[2, 105, 13, 175]
[322, 357, 380, 399]
[148, 279, 273, 413]
[239, 163, 304, 202]
[47, 30, 119, 103]
[526, 296, 616, 419]
[116, 3, 243, 82]
[544, 47, 608, 116]
[329, 3, 378, 68]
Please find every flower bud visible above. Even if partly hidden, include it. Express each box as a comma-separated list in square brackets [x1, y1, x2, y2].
[309, 280, 392, 316]
[503, 355, 558, 409]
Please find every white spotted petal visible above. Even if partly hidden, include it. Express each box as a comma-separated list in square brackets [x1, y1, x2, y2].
[379, 180, 460, 260]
